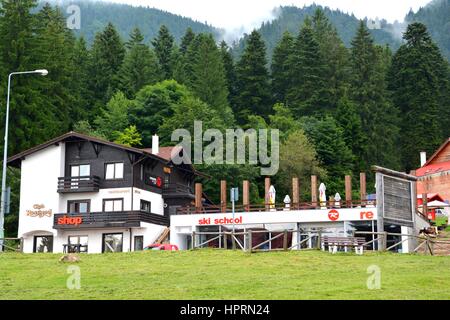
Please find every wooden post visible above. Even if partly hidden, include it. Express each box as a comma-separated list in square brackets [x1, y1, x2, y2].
[243, 180, 250, 211]
[345, 175, 352, 208]
[220, 180, 227, 213]
[422, 193, 428, 219]
[265, 177, 271, 210]
[195, 183, 202, 213]
[317, 229, 322, 250]
[292, 177, 299, 210]
[311, 175, 317, 207]
[283, 230, 288, 251]
[360, 172, 366, 206]
[224, 233, 228, 250]
[191, 231, 196, 250]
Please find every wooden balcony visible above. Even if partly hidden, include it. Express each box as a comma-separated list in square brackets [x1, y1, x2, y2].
[162, 183, 194, 198]
[57, 176, 100, 193]
[53, 211, 169, 229]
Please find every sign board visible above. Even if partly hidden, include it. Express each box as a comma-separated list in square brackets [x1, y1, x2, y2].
[382, 176, 413, 224]
[171, 207, 377, 228]
[230, 188, 239, 202]
[373, 166, 417, 250]
[146, 175, 163, 188]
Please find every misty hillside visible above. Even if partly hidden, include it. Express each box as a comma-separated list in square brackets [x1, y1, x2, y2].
[233, 1, 450, 61]
[39, 0, 222, 44]
[232, 4, 401, 60]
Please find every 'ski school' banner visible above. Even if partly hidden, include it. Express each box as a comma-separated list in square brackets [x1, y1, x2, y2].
[171, 208, 377, 227]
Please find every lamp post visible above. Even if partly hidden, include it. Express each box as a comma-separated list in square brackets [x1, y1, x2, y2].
[0, 69, 48, 249]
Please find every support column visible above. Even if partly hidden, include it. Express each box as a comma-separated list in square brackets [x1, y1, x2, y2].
[292, 177, 299, 210]
[243, 180, 250, 212]
[195, 183, 202, 213]
[220, 180, 227, 213]
[311, 175, 317, 207]
[345, 175, 352, 208]
[360, 172, 366, 206]
[422, 193, 428, 219]
[265, 177, 271, 211]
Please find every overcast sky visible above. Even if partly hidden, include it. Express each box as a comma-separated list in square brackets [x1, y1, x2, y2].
[101, 0, 433, 33]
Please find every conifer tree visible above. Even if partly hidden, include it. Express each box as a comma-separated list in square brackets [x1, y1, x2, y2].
[118, 28, 160, 98]
[71, 36, 93, 122]
[88, 22, 125, 113]
[311, 8, 350, 110]
[335, 95, 367, 172]
[271, 31, 294, 104]
[188, 34, 233, 124]
[287, 19, 328, 117]
[35, 4, 76, 133]
[152, 25, 175, 79]
[180, 27, 195, 55]
[235, 30, 271, 124]
[125, 27, 145, 49]
[350, 21, 400, 171]
[0, 0, 58, 153]
[389, 22, 447, 171]
[220, 41, 237, 109]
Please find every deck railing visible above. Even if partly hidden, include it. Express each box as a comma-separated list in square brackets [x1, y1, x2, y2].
[57, 176, 100, 193]
[53, 211, 169, 229]
[176, 200, 376, 215]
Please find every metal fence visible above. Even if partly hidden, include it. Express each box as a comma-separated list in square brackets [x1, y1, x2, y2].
[189, 228, 450, 255]
[0, 238, 23, 252]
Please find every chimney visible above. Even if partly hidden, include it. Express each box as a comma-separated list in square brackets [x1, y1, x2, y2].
[152, 134, 159, 155]
[420, 151, 427, 167]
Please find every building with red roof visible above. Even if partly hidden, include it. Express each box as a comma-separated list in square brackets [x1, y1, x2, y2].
[413, 138, 450, 202]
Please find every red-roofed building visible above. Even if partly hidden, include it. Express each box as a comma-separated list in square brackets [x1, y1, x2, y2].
[413, 138, 450, 202]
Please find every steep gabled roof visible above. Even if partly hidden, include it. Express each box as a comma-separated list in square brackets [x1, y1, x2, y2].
[422, 137, 450, 167]
[8, 131, 169, 168]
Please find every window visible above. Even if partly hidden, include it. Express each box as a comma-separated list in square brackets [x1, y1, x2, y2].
[134, 236, 144, 251]
[71, 164, 90, 177]
[68, 236, 88, 253]
[102, 233, 123, 253]
[33, 236, 53, 253]
[140, 200, 151, 213]
[70, 164, 91, 189]
[103, 199, 123, 212]
[105, 162, 124, 180]
[68, 200, 90, 214]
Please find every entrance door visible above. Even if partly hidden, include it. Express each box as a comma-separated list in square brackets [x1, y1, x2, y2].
[134, 236, 144, 251]
[33, 235, 54, 253]
[102, 233, 123, 253]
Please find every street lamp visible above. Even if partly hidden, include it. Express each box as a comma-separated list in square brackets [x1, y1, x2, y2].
[0, 69, 48, 249]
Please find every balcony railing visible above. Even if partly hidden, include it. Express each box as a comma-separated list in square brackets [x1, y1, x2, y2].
[57, 176, 100, 193]
[162, 183, 194, 197]
[176, 200, 378, 215]
[53, 211, 169, 229]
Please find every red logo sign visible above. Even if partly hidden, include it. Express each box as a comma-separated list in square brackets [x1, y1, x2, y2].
[57, 216, 83, 226]
[328, 209, 339, 221]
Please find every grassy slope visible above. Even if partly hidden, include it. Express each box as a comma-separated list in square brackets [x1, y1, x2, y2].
[0, 250, 449, 300]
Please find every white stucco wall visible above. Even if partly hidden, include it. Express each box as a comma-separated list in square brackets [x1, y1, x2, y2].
[18, 144, 65, 238]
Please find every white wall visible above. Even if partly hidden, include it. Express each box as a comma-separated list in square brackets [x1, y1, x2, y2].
[18, 144, 65, 238]
[52, 224, 165, 254]
[132, 187, 164, 215]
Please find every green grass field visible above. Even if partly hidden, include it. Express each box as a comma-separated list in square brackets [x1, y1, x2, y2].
[0, 250, 449, 300]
